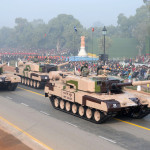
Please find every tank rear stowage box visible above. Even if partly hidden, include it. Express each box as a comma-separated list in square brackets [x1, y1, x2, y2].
[0, 63, 21, 91]
[45, 71, 150, 123]
[14, 61, 69, 89]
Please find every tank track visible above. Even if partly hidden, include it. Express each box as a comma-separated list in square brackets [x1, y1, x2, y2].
[7, 83, 18, 91]
[20, 76, 45, 89]
[129, 106, 150, 119]
[50, 96, 113, 124]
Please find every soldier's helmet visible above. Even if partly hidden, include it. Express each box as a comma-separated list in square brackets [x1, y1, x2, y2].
[84, 63, 88, 68]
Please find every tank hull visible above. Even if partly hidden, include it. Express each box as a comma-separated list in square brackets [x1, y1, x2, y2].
[46, 94, 150, 123]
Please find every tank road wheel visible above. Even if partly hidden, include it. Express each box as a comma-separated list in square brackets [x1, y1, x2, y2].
[79, 106, 85, 117]
[66, 102, 71, 112]
[33, 81, 37, 88]
[21, 78, 25, 84]
[27, 79, 30, 86]
[25, 78, 27, 85]
[24, 78, 26, 85]
[30, 80, 33, 87]
[36, 81, 40, 89]
[94, 110, 102, 123]
[86, 108, 93, 119]
[29, 79, 32, 87]
[60, 100, 65, 110]
[54, 98, 59, 108]
[72, 104, 78, 114]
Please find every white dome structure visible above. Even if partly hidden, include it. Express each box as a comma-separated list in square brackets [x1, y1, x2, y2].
[78, 47, 87, 57]
[78, 36, 87, 57]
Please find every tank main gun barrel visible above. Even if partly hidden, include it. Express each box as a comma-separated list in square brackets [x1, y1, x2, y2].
[112, 80, 150, 88]
[57, 62, 69, 70]
[0, 63, 7, 68]
[132, 80, 150, 86]
[57, 62, 69, 67]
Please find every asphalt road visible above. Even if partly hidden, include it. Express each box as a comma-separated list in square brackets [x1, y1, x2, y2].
[0, 84, 150, 150]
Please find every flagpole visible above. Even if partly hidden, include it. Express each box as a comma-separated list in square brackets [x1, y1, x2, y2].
[92, 28, 94, 72]
[92, 30, 93, 71]
[74, 31, 75, 62]
[73, 26, 77, 74]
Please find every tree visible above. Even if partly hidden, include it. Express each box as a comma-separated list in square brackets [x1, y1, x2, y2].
[98, 36, 112, 54]
[47, 14, 84, 54]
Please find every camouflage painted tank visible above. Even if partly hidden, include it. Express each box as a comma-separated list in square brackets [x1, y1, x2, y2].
[0, 63, 21, 91]
[15, 60, 69, 89]
[45, 71, 150, 123]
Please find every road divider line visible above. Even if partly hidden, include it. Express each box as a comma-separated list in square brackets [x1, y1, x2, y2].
[18, 86, 150, 131]
[18, 87, 45, 97]
[114, 118, 150, 131]
[99, 135, 116, 144]
[21, 103, 29, 107]
[0, 115, 53, 150]
[40, 111, 50, 116]
[65, 121, 78, 128]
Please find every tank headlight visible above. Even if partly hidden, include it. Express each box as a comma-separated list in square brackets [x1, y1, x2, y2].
[113, 104, 117, 108]
[0, 77, 5, 82]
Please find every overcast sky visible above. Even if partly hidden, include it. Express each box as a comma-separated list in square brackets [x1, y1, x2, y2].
[0, 0, 144, 28]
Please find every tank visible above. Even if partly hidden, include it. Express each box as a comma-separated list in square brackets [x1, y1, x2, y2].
[0, 63, 21, 91]
[14, 60, 69, 89]
[45, 71, 150, 123]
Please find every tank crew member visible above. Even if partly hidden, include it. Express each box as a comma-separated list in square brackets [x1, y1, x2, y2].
[0, 67, 2, 75]
[81, 63, 89, 77]
[33, 55, 39, 63]
[97, 65, 104, 75]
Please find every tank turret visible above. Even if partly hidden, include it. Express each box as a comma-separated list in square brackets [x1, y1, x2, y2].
[93, 78, 150, 94]
[45, 71, 150, 124]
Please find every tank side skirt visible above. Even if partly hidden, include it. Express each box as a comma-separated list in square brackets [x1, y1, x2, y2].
[82, 95, 121, 112]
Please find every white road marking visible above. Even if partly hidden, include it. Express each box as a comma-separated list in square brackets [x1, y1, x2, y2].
[65, 121, 78, 128]
[99, 135, 116, 144]
[40, 111, 50, 116]
[21, 103, 29, 107]
[6, 96, 12, 100]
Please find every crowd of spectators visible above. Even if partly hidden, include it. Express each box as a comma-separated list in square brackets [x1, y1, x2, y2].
[0, 48, 150, 81]
[62, 60, 150, 81]
[0, 48, 70, 56]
